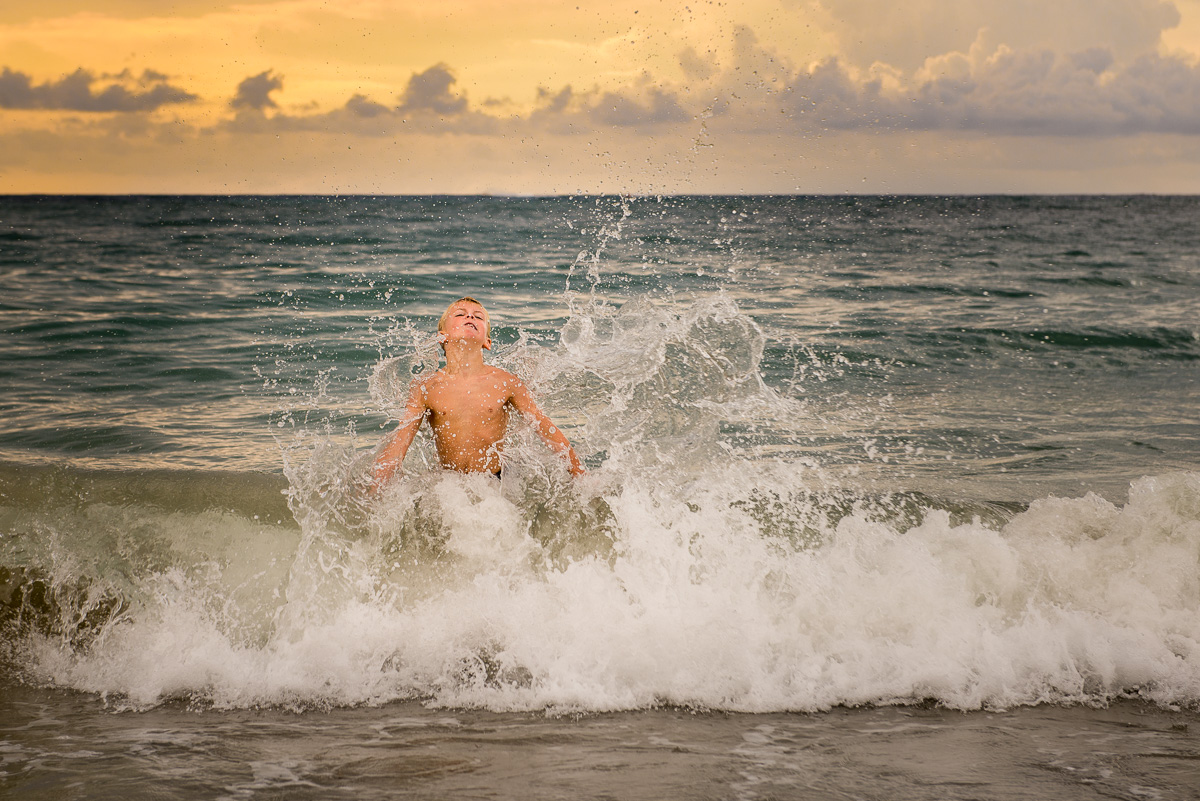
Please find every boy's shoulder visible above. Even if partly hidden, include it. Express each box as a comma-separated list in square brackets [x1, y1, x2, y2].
[483, 364, 520, 382]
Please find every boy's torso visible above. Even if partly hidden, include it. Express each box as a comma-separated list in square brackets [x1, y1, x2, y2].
[422, 365, 516, 472]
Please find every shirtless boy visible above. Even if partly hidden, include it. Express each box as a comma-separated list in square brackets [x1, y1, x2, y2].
[371, 297, 584, 490]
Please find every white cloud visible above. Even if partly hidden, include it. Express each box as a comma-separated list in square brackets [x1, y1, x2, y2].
[807, 0, 1181, 72]
[779, 44, 1200, 135]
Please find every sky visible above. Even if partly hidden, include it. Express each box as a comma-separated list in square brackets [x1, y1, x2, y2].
[2, 0, 1200, 194]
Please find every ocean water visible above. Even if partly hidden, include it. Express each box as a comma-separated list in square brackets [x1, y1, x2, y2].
[1, 195, 1199, 798]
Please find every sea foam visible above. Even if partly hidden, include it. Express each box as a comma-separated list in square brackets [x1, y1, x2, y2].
[13, 465, 1200, 712]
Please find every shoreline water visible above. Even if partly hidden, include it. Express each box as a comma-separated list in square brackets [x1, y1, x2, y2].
[3, 684, 1197, 800]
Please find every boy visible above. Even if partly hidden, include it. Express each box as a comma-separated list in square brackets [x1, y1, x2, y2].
[371, 297, 584, 491]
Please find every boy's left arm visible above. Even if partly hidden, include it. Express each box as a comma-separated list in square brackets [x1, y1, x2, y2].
[509, 378, 585, 476]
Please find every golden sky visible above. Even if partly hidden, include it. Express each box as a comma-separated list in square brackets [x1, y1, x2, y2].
[3, 0, 1200, 193]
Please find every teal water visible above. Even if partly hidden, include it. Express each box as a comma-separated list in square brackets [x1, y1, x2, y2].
[1, 195, 1199, 798]
[1, 195, 1195, 495]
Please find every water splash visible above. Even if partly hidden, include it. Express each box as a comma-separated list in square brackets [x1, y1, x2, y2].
[3, 298, 1199, 714]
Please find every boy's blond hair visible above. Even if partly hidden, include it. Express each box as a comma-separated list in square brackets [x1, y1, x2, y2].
[437, 296, 490, 338]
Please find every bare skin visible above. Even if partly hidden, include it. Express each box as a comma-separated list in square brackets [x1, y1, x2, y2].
[371, 299, 584, 491]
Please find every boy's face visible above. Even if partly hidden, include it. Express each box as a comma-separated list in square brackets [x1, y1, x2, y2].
[439, 300, 491, 349]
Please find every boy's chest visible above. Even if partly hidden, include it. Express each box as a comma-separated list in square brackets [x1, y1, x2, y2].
[425, 378, 509, 419]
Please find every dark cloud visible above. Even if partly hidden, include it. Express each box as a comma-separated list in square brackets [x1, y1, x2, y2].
[221, 65, 498, 136]
[588, 87, 690, 127]
[396, 64, 468, 116]
[535, 86, 574, 115]
[0, 67, 196, 111]
[231, 70, 283, 111]
[1070, 48, 1114, 74]
[1104, 52, 1200, 135]
[345, 93, 390, 118]
[527, 82, 691, 130]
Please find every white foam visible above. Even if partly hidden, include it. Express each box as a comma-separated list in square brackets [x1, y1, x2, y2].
[19, 466, 1200, 713]
[13, 300, 1200, 712]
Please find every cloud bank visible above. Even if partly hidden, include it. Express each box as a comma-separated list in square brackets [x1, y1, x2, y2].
[785, 47, 1200, 136]
[3, 0, 1200, 193]
[808, 0, 1182, 72]
[0, 67, 196, 111]
[204, 36, 1200, 139]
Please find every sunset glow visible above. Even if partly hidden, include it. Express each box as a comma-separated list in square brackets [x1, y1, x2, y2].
[3, 0, 1200, 193]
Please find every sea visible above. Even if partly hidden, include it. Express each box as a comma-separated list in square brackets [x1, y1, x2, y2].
[1, 194, 1198, 799]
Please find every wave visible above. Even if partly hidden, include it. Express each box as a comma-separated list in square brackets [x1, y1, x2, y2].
[2, 461, 1197, 713]
[2, 295, 1197, 713]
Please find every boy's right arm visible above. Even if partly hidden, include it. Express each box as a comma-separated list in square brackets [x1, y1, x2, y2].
[370, 379, 428, 493]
